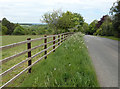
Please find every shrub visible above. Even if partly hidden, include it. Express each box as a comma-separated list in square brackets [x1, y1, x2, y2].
[2, 25, 8, 35]
[13, 26, 25, 35]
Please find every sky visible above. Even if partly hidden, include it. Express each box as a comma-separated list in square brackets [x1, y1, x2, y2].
[0, 0, 116, 24]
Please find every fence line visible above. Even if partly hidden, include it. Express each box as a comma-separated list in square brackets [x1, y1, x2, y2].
[0, 32, 74, 88]
[0, 37, 61, 64]
[0, 33, 70, 50]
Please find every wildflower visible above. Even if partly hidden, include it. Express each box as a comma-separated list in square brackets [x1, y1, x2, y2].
[54, 68, 56, 71]
[73, 49, 74, 51]
[69, 64, 71, 66]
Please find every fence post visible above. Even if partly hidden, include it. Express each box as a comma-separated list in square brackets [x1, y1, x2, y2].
[58, 35, 60, 45]
[53, 36, 55, 52]
[44, 35, 47, 59]
[27, 38, 31, 73]
[61, 34, 63, 43]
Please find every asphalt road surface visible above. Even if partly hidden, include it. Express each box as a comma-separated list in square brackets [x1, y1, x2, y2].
[84, 35, 118, 87]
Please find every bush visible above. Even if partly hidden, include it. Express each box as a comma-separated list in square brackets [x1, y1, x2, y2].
[2, 25, 8, 35]
[13, 26, 25, 35]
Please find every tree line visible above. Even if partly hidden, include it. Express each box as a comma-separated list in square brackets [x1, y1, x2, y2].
[0, 10, 84, 35]
[0, 1, 119, 37]
[84, 1, 120, 38]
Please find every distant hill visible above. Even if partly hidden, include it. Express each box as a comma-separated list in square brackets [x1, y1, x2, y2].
[16, 23, 47, 26]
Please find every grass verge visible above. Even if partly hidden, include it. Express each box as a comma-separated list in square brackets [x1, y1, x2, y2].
[99, 36, 120, 41]
[19, 33, 99, 87]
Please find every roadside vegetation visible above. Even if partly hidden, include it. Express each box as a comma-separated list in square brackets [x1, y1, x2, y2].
[99, 36, 120, 41]
[83, 1, 120, 39]
[18, 33, 99, 87]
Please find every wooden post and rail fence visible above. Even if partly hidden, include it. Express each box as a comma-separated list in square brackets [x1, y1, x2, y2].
[0, 32, 74, 88]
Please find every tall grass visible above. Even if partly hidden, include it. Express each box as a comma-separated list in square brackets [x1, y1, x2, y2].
[19, 33, 99, 87]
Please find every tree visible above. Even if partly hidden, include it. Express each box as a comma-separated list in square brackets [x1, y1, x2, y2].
[41, 10, 63, 34]
[95, 16, 113, 36]
[100, 17, 113, 36]
[41, 10, 84, 33]
[2, 18, 15, 35]
[13, 25, 25, 35]
[57, 11, 74, 32]
[110, 1, 120, 37]
[2, 26, 8, 35]
[81, 22, 89, 34]
[72, 13, 84, 27]
[96, 15, 109, 29]
[88, 20, 98, 35]
[0, 23, 1, 35]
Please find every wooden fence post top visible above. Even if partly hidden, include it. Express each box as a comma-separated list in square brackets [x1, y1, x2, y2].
[27, 38, 31, 40]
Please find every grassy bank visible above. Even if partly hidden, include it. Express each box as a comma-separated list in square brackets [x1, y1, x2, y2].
[99, 36, 120, 41]
[18, 33, 99, 87]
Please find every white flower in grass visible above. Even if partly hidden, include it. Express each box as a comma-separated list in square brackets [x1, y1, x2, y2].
[54, 68, 56, 71]
[55, 79, 57, 84]
[15, 51, 17, 54]
[69, 64, 71, 66]
[73, 49, 74, 51]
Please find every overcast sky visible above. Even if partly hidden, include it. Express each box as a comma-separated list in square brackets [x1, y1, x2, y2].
[0, 0, 116, 24]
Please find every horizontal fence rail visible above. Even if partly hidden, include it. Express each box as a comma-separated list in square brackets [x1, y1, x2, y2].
[0, 32, 71, 50]
[0, 32, 74, 88]
[0, 37, 61, 64]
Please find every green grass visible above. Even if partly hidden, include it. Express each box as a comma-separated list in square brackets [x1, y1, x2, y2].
[99, 36, 120, 41]
[17, 33, 99, 87]
[1, 35, 56, 86]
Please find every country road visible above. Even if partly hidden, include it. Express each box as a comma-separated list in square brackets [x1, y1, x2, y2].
[84, 35, 119, 87]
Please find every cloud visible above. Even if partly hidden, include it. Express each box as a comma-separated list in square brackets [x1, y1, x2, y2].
[0, 0, 116, 23]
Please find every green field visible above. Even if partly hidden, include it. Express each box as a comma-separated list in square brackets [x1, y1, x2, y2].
[1, 35, 55, 86]
[1, 33, 99, 87]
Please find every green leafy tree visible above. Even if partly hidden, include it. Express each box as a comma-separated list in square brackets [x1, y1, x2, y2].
[88, 20, 98, 35]
[58, 12, 84, 32]
[81, 22, 89, 34]
[57, 11, 74, 32]
[0, 23, 2, 35]
[94, 16, 113, 36]
[2, 18, 15, 35]
[41, 10, 84, 33]
[2, 26, 8, 35]
[100, 17, 113, 36]
[110, 1, 120, 37]
[13, 25, 25, 35]
[72, 13, 84, 31]
[41, 10, 63, 34]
